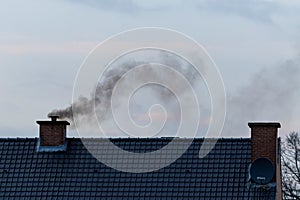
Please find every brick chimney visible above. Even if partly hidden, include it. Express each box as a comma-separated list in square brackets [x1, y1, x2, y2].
[248, 122, 282, 199]
[36, 115, 70, 152]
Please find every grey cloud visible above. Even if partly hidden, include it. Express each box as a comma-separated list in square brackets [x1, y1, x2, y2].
[197, 0, 279, 23]
[66, 0, 141, 14]
[66, 0, 281, 22]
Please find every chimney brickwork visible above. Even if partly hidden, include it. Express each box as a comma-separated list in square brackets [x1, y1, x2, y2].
[248, 122, 280, 164]
[248, 122, 281, 199]
[36, 116, 70, 148]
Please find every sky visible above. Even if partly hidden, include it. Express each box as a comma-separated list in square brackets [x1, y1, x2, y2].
[0, 0, 299, 138]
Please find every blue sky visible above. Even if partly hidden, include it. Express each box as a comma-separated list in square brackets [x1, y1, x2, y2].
[0, 0, 299, 138]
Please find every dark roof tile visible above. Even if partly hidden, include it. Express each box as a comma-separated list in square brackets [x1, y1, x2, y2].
[0, 138, 275, 199]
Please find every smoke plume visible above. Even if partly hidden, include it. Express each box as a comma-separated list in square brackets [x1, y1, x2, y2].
[49, 50, 300, 137]
[223, 58, 300, 136]
[48, 50, 203, 129]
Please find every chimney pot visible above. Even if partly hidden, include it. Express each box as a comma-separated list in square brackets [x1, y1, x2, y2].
[48, 115, 59, 121]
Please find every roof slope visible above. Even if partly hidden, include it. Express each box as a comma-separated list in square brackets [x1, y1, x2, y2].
[0, 138, 275, 199]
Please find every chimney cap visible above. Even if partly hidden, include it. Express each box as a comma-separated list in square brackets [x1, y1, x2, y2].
[36, 115, 70, 125]
[48, 115, 60, 121]
[248, 122, 281, 128]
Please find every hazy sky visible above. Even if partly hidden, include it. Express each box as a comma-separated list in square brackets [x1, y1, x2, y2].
[0, 0, 299, 138]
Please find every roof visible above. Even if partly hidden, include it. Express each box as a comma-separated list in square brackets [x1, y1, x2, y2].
[0, 138, 276, 199]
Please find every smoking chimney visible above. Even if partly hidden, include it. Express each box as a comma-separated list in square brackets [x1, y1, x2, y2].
[248, 122, 282, 199]
[249, 122, 280, 163]
[36, 115, 70, 152]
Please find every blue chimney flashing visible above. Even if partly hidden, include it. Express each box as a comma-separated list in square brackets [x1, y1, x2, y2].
[36, 139, 68, 153]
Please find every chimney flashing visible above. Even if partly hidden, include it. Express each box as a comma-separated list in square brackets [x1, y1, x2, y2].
[36, 139, 68, 153]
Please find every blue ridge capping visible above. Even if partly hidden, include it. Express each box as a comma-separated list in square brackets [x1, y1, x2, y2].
[0, 138, 277, 199]
[36, 138, 68, 152]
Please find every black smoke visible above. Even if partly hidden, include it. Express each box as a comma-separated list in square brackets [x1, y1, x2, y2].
[48, 50, 203, 126]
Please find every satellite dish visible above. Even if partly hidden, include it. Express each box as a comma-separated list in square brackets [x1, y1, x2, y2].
[250, 157, 275, 185]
